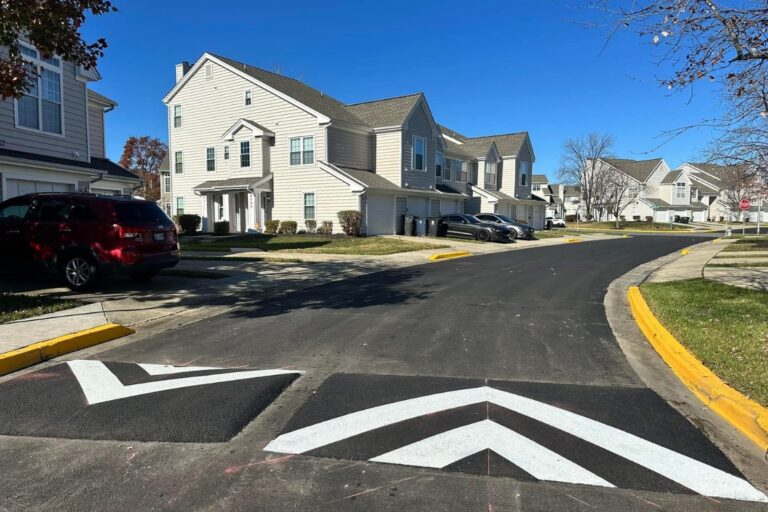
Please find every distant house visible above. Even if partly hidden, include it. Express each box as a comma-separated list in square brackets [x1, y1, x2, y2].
[679, 162, 766, 222]
[162, 52, 547, 233]
[0, 40, 139, 200]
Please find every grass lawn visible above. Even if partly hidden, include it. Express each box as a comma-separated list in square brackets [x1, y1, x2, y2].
[706, 262, 768, 268]
[182, 234, 448, 255]
[0, 293, 83, 324]
[640, 279, 768, 407]
[722, 237, 768, 251]
[534, 231, 565, 239]
[569, 221, 693, 231]
[181, 255, 308, 264]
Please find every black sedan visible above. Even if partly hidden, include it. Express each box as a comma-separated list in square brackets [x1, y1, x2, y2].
[474, 213, 535, 239]
[439, 214, 513, 242]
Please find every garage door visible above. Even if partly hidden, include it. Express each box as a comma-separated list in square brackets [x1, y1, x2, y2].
[440, 199, 459, 215]
[532, 205, 545, 230]
[6, 179, 73, 199]
[430, 199, 440, 217]
[395, 197, 408, 234]
[366, 194, 395, 235]
[692, 210, 706, 222]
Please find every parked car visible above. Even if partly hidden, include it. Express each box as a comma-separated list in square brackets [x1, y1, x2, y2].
[0, 193, 179, 290]
[438, 214, 512, 242]
[546, 217, 566, 228]
[474, 213, 535, 239]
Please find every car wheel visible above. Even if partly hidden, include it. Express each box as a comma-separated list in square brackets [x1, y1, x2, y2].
[476, 230, 491, 242]
[130, 271, 159, 282]
[509, 230, 518, 240]
[63, 254, 100, 291]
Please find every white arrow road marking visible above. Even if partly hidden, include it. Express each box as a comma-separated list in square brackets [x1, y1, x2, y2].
[371, 419, 614, 488]
[67, 360, 299, 405]
[138, 363, 219, 375]
[264, 386, 768, 503]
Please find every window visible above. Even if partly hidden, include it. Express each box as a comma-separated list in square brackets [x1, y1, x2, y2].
[205, 63, 212, 79]
[206, 147, 216, 171]
[676, 182, 686, 198]
[289, 136, 314, 165]
[164, 175, 171, 192]
[485, 161, 497, 186]
[244, 90, 252, 106]
[532, 184, 541, 192]
[519, 161, 530, 186]
[173, 105, 182, 128]
[456, 160, 466, 182]
[303, 192, 316, 220]
[15, 42, 62, 135]
[444, 159, 452, 181]
[176, 196, 185, 215]
[223, 145, 229, 160]
[174, 151, 183, 174]
[240, 141, 250, 167]
[435, 151, 444, 177]
[412, 136, 426, 171]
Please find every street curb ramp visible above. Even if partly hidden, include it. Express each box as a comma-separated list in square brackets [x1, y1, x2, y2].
[0, 323, 134, 377]
[628, 286, 768, 453]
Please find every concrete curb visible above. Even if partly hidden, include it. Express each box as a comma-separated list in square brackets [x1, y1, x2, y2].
[0, 323, 134, 377]
[428, 251, 472, 261]
[627, 286, 768, 452]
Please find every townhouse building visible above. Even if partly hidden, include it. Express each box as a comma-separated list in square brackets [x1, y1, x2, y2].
[679, 162, 767, 222]
[163, 53, 547, 234]
[0, 41, 139, 200]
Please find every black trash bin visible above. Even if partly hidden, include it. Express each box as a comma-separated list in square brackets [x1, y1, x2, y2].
[427, 217, 440, 237]
[415, 217, 428, 237]
[674, 215, 680, 223]
[404, 215, 416, 236]
[545, 219, 553, 230]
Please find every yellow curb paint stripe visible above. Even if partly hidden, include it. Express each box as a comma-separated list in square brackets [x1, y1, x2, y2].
[0, 323, 134, 377]
[428, 251, 472, 261]
[681, 249, 690, 255]
[628, 287, 768, 451]
[566, 239, 582, 244]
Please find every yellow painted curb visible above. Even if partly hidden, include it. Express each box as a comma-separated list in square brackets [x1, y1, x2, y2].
[628, 287, 768, 451]
[428, 251, 472, 261]
[711, 238, 722, 244]
[0, 323, 134, 377]
[566, 238, 582, 243]
[681, 249, 689, 255]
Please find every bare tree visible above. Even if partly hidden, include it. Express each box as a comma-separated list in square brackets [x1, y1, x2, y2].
[596, 1, 768, 178]
[717, 163, 759, 221]
[558, 133, 615, 221]
[601, 171, 644, 228]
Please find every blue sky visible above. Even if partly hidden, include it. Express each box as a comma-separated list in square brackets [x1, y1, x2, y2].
[83, 0, 725, 180]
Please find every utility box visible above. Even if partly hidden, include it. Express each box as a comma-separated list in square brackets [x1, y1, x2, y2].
[415, 217, 427, 237]
[403, 215, 416, 236]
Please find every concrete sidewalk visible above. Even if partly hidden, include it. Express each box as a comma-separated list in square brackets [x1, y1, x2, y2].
[645, 239, 732, 283]
[0, 302, 108, 351]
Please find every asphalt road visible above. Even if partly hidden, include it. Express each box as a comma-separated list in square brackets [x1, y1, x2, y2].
[1, 235, 767, 511]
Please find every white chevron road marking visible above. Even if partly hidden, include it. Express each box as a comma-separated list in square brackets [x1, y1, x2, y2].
[371, 419, 614, 488]
[138, 363, 219, 375]
[67, 360, 299, 405]
[264, 386, 768, 503]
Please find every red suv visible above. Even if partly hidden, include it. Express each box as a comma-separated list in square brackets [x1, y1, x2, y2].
[0, 193, 179, 290]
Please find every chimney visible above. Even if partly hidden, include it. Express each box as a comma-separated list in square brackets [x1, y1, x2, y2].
[175, 61, 191, 82]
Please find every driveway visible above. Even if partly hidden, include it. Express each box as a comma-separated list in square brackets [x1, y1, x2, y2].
[0, 235, 766, 511]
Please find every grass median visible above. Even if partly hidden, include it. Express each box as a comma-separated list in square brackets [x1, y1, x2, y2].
[182, 234, 448, 255]
[0, 293, 83, 324]
[568, 221, 694, 231]
[640, 278, 768, 407]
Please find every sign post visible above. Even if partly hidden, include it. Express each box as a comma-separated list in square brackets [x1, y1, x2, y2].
[740, 198, 750, 235]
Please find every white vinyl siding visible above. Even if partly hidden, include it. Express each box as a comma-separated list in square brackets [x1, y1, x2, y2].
[375, 131, 402, 187]
[87, 102, 105, 158]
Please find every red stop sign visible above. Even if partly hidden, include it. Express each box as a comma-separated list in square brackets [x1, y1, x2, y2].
[740, 199, 751, 210]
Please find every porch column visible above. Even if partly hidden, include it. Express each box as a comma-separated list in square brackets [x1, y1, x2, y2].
[223, 193, 233, 231]
[200, 195, 209, 232]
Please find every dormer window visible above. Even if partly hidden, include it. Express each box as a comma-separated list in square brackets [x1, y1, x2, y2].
[435, 151, 443, 177]
[412, 136, 426, 171]
[519, 161, 530, 186]
[485, 161, 497, 186]
[15, 42, 63, 135]
[676, 182, 686, 198]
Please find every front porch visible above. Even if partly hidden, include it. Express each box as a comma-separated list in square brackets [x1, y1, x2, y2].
[194, 175, 273, 233]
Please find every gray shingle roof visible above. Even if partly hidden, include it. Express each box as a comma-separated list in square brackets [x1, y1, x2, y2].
[438, 125, 468, 141]
[642, 197, 672, 208]
[689, 176, 719, 195]
[532, 174, 548, 184]
[335, 167, 402, 192]
[688, 162, 751, 180]
[443, 138, 473, 159]
[604, 158, 662, 183]
[661, 170, 683, 184]
[344, 93, 422, 128]
[458, 138, 495, 159]
[211, 54, 365, 125]
[194, 177, 265, 191]
[0, 148, 138, 182]
[563, 185, 581, 196]
[158, 154, 169, 172]
[465, 132, 528, 157]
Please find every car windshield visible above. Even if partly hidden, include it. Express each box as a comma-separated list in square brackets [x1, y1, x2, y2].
[116, 202, 169, 223]
[495, 215, 515, 223]
[463, 215, 482, 224]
